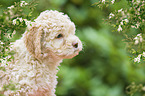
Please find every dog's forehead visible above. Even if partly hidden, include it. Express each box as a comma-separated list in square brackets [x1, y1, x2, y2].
[33, 10, 76, 35]
[46, 19, 76, 34]
[35, 10, 70, 23]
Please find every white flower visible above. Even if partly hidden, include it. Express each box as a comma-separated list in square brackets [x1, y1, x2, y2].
[111, 0, 115, 4]
[117, 25, 122, 31]
[12, 18, 17, 25]
[136, 23, 140, 28]
[20, 1, 28, 7]
[19, 17, 23, 22]
[102, 0, 105, 4]
[12, 17, 24, 25]
[118, 8, 123, 12]
[134, 39, 139, 45]
[137, 34, 143, 42]
[8, 5, 14, 9]
[134, 54, 141, 63]
[137, 33, 141, 37]
[109, 13, 115, 19]
[120, 19, 129, 25]
[117, 9, 126, 17]
[142, 52, 145, 57]
[134, 33, 143, 45]
[7, 5, 14, 15]
[0, 41, 4, 45]
[131, 23, 140, 29]
[124, 19, 129, 23]
[120, 21, 123, 25]
[131, 25, 136, 28]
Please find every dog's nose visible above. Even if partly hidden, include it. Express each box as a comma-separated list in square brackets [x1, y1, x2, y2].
[72, 42, 78, 48]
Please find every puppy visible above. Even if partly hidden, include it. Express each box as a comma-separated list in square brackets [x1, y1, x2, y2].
[0, 10, 82, 96]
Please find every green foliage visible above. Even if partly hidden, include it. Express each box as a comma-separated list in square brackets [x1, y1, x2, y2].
[126, 82, 145, 96]
[95, 0, 145, 96]
[0, 0, 37, 61]
[0, 0, 37, 94]
[95, 0, 145, 63]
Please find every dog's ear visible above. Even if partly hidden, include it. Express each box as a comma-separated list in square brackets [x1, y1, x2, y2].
[24, 26, 43, 61]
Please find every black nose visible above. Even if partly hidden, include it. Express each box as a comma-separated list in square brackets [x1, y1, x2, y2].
[72, 42, 78, 48]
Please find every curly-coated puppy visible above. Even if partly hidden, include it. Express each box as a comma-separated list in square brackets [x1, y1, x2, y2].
[0, 10, 82, 96]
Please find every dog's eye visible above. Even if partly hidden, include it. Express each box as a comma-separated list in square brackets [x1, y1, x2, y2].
[56, 34, 63, 38]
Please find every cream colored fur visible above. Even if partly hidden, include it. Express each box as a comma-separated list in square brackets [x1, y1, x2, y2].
[0, 10, 82, 96]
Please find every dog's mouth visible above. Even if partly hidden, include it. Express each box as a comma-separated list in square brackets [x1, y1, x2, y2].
[52, 41, 82, 59]
[61, 53, 78, 59]
[58, 48, 82, 59]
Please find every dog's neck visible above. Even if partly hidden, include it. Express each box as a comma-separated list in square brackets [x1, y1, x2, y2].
[12, 37, 62, 95]
[43, 57, 63, 71]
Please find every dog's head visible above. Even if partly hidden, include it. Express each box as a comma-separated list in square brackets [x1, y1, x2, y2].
[24, 10, 82, 61]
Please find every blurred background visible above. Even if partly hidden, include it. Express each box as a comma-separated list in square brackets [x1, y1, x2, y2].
[1, 0, 145, 96]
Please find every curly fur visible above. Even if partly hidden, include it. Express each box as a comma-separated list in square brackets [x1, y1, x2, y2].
[0, 10, 82, 96]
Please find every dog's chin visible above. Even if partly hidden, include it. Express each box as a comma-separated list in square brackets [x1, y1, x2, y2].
[57, 51, 80, 59]
[64, 53, 79, 59]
